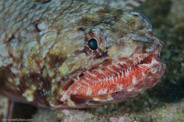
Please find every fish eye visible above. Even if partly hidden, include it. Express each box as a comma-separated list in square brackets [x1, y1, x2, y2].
[88, 38, 98, 50]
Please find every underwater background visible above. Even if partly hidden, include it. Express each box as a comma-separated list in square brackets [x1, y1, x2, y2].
[12, 0, 184, 121]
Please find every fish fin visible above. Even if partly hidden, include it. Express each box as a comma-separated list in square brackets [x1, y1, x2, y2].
[0, 96, 13, 122]
[84, 0, 146, 10]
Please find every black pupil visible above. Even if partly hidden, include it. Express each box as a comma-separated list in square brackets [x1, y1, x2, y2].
[88, 38, 98, 50]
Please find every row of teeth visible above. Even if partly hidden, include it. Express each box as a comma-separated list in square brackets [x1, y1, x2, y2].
[65, 55, 149, 94]
[95, 63, 132, 84]
[61, 64, 136, 100]
[73, 55, 150, 89]
[61, 55, 149, 100]
[91, 54, 151, 86]
[79, 54, 147, 82]
[133, 54, 149, 66]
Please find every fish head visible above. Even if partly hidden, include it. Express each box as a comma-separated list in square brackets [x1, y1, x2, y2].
[49, 11, 166, 108]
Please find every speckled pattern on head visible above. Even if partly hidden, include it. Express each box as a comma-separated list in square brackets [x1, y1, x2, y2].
[0, 0, 165, 112]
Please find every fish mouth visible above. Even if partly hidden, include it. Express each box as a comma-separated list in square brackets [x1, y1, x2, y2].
[59, 53, 166, 106]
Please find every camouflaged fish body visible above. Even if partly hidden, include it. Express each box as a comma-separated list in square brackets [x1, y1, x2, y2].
[0, 0, 165, 117]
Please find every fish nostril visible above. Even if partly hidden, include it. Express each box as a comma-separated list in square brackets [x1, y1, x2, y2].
[143, 44, 155, 53]
[119, 39, 126, 47]
[146, 46, 155, 53]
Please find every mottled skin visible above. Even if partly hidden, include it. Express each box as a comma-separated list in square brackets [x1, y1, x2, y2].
[0, 0, 165, 117]
[85, 0, 146, 10]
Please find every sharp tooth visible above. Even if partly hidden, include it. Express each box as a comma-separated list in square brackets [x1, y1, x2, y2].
[105, 77, 108, 82]
[89, 73, 97, 78]
[125, 69, 129, 77]
[85, 77, 90, 81]
[118, 72, 120, 79]
[106, 77, 108, 83]
[120, 61, 126, 66]
[115, 77, 118, 82]
[121, 71, 124, 76]
[82, 80, 88, 85]
[98, 69, 104, 75]
[107, 66, 114, 72]
[115, 64, 121, 70]
[111, 75, 114, 81]
[132, 76, 137, 85]
[127, 69, 129, 76]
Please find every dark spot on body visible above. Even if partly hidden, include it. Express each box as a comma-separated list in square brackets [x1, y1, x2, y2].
[34, 88, 50, 106]
[57, 100, 64, 105]
[35, 0, 51, 4]
[100, 18, 115, 26]
[94, 51, 108, 59]
[42, 77, 52, 91]
[134, 46, 143, 54]
[74, 49, 85, 55]
[132, 13, 139, 17]
[99, 59, 112, 67]
[97, 6, 111, 13]
[114, 9, 124, 21]
[24, 73, 41, 84]
[111, 28, 118, 33]
[35, 23, 41, 32]
[111, 91, 136, 101]
[77, 27, 85, 31]
[137, 25, 145, 31]
[20, 71, 52, 94]
[120, 39, 126, 46]
[7, 34, 15, 43]
[128, 20, 136, 27]
[47, 55, 66, 68]
[79, 72, 85, 78]
[80, 17, 99, 26]
[81, 45, 91, 56]
[88, 65, 101, 72]
[70, 95, 93, 106]
[126, 3, 136, 8]
[116, 9, 124, 14]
